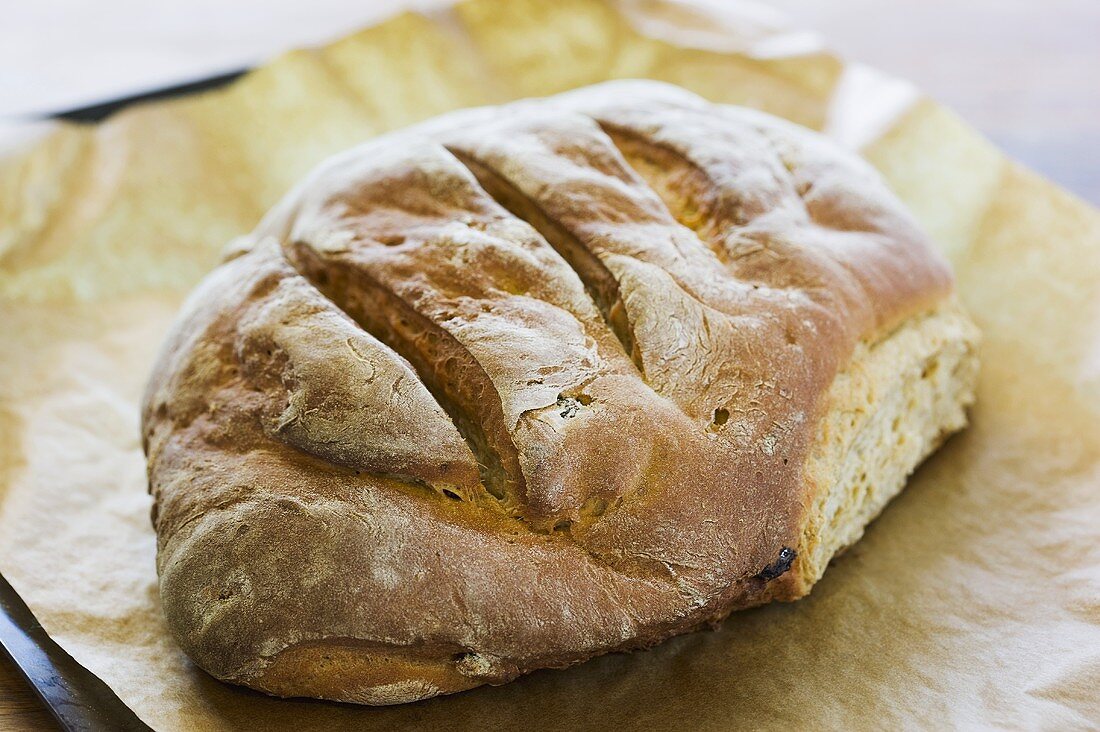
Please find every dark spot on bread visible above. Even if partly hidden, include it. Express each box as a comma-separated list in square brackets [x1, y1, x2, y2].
[556, 395, 583, 418]
[756, 546, 797, 581]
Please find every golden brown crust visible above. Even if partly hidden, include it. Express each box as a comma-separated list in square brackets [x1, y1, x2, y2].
[142, 81, 978, 703]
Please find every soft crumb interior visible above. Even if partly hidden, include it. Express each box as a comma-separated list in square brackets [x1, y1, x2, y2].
[796, 300, 981, 590]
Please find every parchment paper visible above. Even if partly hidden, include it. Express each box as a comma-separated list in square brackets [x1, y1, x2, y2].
[1, 0, 1098, 729]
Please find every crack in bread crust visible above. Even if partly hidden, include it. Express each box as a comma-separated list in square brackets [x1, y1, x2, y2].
[280, 236, 521, 507]
[445, 147, 644, 374]
[142, 80, 980, 705]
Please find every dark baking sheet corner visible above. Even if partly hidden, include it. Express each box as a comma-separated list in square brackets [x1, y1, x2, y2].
[50, 68, 246, 123]
[0, 573, 151, 732]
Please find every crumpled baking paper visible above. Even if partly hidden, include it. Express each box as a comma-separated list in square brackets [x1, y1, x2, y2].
[1, 0, 1098, 729]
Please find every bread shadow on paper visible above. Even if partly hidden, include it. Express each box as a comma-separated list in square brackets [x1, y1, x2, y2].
[184, 431, 977, 732]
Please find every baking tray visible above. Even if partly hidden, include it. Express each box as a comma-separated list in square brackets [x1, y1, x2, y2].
[0, 69, 246, 732]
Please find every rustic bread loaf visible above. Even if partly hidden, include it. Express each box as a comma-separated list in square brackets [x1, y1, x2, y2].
[142, 81, 979, 705]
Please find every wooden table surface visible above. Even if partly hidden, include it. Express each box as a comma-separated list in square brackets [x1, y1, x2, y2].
[0, 661, 55, 731]
[2, 1, 1097, 729]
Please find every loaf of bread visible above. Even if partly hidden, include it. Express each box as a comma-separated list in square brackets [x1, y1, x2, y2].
[142, 80, 979, 705]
